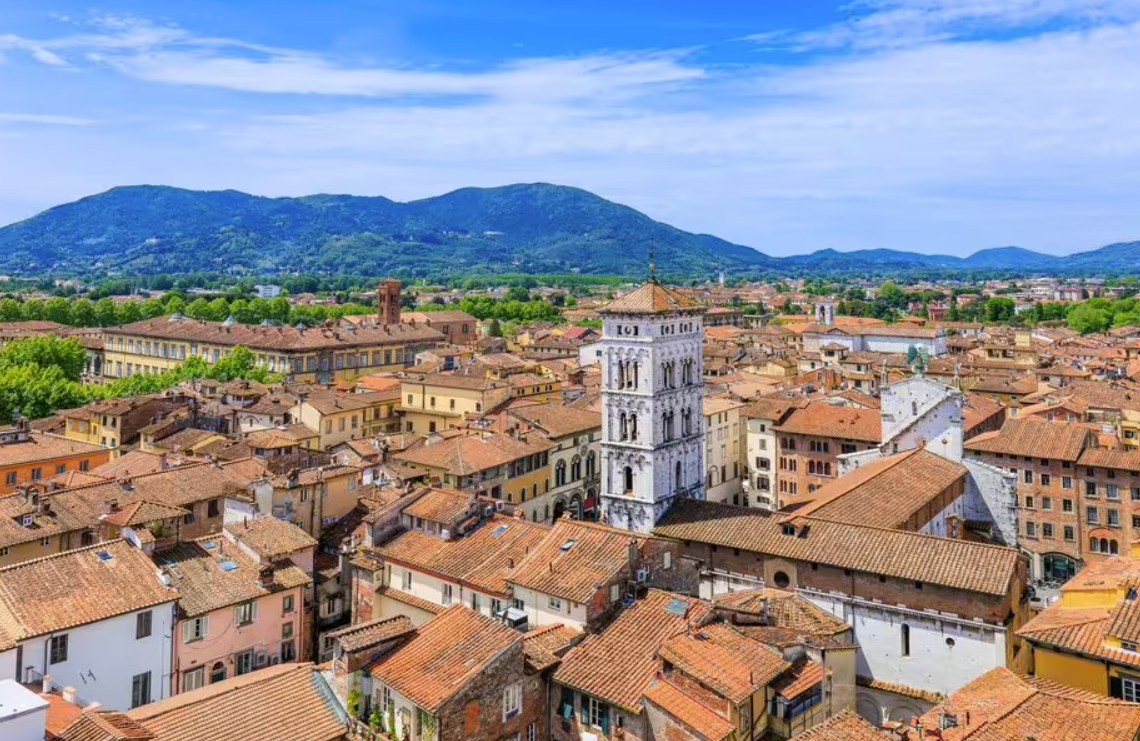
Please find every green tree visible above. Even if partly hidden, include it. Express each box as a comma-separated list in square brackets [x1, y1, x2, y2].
[1067, 303, 1111, 334]
[0, 335, 88, 381]
[0, 298, 21, 322]
[140, 299, 166, 319]
[117, 301, 143, 325]
[44, 297, 70, 324]
[488, 318, 502, 337]
[984, 297, 1016, 323]
[94, 297, 118, 326]
[185, 297, 211, 320]
[21, 299, 45, 320]
[69, 298, 96, 327]
[505, 286, 531, 302]
[207, 297, 231, 321]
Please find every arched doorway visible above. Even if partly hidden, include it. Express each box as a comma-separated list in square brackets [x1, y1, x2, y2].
[569, 494, 582, 520]
[552, 499, 567, 522]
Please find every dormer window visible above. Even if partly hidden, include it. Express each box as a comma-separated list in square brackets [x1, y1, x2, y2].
[781, 523, 795, 536]
[21, 514, 33, 528]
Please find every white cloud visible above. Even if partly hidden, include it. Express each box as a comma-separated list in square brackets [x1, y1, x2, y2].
[1, 8, 1139, 256]
[0, 112, 99, 126]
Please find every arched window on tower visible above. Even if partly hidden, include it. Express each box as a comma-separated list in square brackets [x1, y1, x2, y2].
[901, 624, 911, 656]
[586, 451, 596, 478]
[623, 466, 634, 493]
[555, 460, 567, 487]
[619, 414, 629, 441]
[617, 360, 625, 389]
[571, 456, 582, 481]
[630, 362, 639, 389]
[675, 460, 683, 492]
[630, 413, 639, 441]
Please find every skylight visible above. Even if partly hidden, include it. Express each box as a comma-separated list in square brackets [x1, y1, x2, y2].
[219, 560, 239, 572]
[560, 539, 577, 552]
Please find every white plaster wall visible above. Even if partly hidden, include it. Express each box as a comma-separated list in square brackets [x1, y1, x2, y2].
[744, 418, 777, 509]
[864, 336, 945, 357]
[963, 458, 1020, 547]
[804, 592, 1006, 696]
[0, 650, 17, 682]
[0, 706, 47, 741]
[17, 604, 175, 710]
[511, 586, 588, 631]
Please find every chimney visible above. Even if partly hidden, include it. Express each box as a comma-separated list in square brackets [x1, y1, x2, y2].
[107, 499, 120, 514]
[41, 673, 52, 694]
[257, 564, 274, 589]
[62, 687, 77, 704]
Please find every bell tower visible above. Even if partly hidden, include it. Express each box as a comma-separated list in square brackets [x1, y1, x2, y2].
[598, 276, 707, 533]
[378, 279, 402, 325]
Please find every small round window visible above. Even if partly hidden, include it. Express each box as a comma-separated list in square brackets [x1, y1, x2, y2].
[773, 571, 791, 589]
[946, 637, 956, 648]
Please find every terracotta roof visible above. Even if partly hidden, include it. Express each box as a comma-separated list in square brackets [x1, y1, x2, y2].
[1015, 607, 1140, 667]
[599, 282, 705, 315]
[400, 487, 473, 524]
[783, 448, 968, 530]
[655, 500, 1019, 597]
[245, 424, 319, 449]
[224, 517, 317, 559]
[774, 402, 881, 442]
[370, 605, 522, 712]
[42, 692, 85, 739]
[105, 314, 444, 352]
[394, 432, 553, 476]
[0, 540, 177, 640]
[789, 709, 885, 741]
[522, 623, 581, 673]
[553, 590, 713, 713]
[377, 513, 549, 597]
[91, 451, 176, 478]
[60, 711, 156, 741]
[1106, 594, 1140, 644]
[509, 518, 644, 604]
[155, 536, 310, 617]
[508, 404, 601, 439]
[1078, 448, 1140, 471]
[642, 678, 735, 741]
[771, 657, 829, 699]
[916, 667, 1140, 741]
[326, 615, 415, 653]
[125, 663, 345, 741]
[375, 586, 444, 615]
[0, 431, 107, 468]
[659, 623, 789, 703]
[965, 417, 1092, 461]
[712, 588, 850, 637]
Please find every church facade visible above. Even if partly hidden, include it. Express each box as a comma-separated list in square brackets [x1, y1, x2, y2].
[598, 281, 707, 533]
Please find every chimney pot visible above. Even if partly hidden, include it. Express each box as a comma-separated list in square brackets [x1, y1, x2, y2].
[42, 673, 52, 694]
[62, 686, 77, 704]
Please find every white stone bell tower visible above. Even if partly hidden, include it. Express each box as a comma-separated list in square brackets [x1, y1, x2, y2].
[598, 270, 707, 533]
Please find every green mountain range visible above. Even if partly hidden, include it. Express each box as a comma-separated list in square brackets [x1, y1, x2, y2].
[0, 183, 1135, 278]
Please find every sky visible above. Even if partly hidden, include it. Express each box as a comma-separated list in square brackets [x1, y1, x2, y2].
[2, 1, 1140, 258]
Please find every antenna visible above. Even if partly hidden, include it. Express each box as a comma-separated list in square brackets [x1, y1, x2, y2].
[648, 248, 658, 284]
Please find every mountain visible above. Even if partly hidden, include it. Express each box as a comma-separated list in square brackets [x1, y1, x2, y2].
[0, 184, 775, 277]
[0, 183, 1137, 278]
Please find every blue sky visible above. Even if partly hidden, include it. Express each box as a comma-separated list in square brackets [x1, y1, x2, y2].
[2, 1, 1139, 257]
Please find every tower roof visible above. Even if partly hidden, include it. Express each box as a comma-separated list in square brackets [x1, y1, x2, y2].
[599, 282, 704, 315]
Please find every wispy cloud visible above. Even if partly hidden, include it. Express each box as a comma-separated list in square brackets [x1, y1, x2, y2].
[0, 112, 99, 126]
[1, 7, 1139, 256]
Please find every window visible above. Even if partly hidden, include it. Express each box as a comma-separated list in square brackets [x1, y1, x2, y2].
[207, 499, 220, 518]
[1042, 496, 1052, 510]
[131, 671, 151, 709]
[549, 596, 563, 611]
[663, 551, 672, 569]
[136, 610, 152, 640]
[183, 617, 208, 643]
[235, 650, 255, 676]
[1026, 522, 1037, 539]
[1041, 473, 1051, 486]
[1124, 677, 1140, 703]
[1024, 470, 1033, 484]
[901, 623, 911, 657]
[471, 592, 480, 611]
[1087, 481, 1098, 498]
[1088, 506, 1100, 525]
[210, 662, 227, 684]
[49, 634, 68, 664]
[235, 601, 257, 627]
[610, 583, 621, 602]
[528, 723, 537, 741]
[1110, 509, 1121, 527]
[1064, 525, 1075, 541]
[182, 666, 205, 692]
[31, 467, 41, 481]
[1109, 484, 1121, 500]
[1043, 523, 1054, 538]
[1025, 496, 1034, 509]
[503, 682, 522, 720]
[4, 471, 15, 486]
[586, 696, 610, 732]
[442, 584, 453, 606]
[402, 569, 412, 590]
[283, 594, 295, 614]
[1063, 499, 1074, 513]
[1062, 476, 1073, 489]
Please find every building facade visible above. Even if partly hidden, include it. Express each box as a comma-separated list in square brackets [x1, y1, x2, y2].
[598, 282, 707, 533]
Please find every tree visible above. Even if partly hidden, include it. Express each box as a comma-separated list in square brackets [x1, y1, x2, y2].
[984, 297, 1016, 323]
[207, 297, 231, 321]
[117, 301, 142, 325]
[21, 299, 45, 320]
[93, 298, 118, 326]
[69, 298, 96, 327]
[44, 297, 70, 324]
[1067, 303, 1111, 334]
[0, 335, 88, 382]
[141, 299, 166, 319]
[488, 318, 503, 337]
[185, 297, 211, 320]
[0, 299, 21, 322]
[505, 286, 531, 303]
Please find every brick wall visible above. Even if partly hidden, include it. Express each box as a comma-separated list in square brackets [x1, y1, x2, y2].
[437, 643, 545, 741]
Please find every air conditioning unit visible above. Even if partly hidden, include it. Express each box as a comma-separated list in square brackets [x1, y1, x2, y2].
[635, 567, 650, 583]
[255, 651, 269, 668]
[494, 501, 506, 511]
[269, 656, 280, 666]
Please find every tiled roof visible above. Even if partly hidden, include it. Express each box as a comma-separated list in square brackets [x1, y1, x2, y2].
[326, 615, 415, 653]
[59, 711, 156, 741]
[1106, 595, 1140, 644]
[771, 657, 829, 700]
[245, 424, 319, 449]
[599, 282, 704, 315]
[102, 499, 190, 527]
[155, 536, 310, 617]
[125, 663, 345, 741]
[642, 678, 735, 741]
[224, 517, 317, 559]
[1015, 607, 1140, 667]
[659, 623, 789, 704]
[508, 404, 601, 439]
[377, 513, 549, 597]
[375, 586, 444, 615]
[784, 448, 968, 530]
[105, 314, 444, 352]
[42, 692, 85, 738]
[1078, 448, 1140, 471]
[654, 500, 1019, 597]
[509, 518, 644, 604]
[553, 590, 712, 713]
[712, 588, 850, 637]
[917, 667, 1140, 741]
[522, 623, 581, 673]
[774, 402, 881, 442]
[0, 540, 177, 639]
[0, 431, 106, 468]
[370, 605, 522, 712]
[965, 417, 1092, 461]
[400, 487, 473, 524]
[789, 709, 885, 741]
[394, 432, 553, 476]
